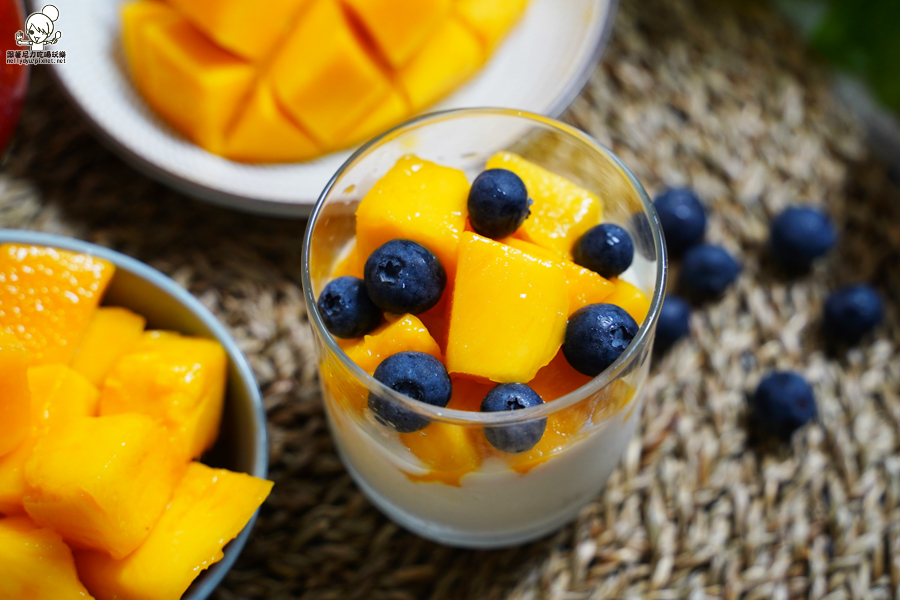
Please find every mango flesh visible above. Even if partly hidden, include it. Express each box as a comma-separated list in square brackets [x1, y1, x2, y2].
[270, 0, 391, 148]
[504, 238, 615, 315]
[75, 462, 272, 600]
[224, 84, 322, 163]
[456, 0, 529, 52]
[400, 423, 483, 486]
[0, 516, 95, 600]
[486, 152, 603, 255]
[122, 2, 256, 155]
[355, 155, 469, 281]
[99, 331, 227, 461]
[0, 331, 30, 457]
[70, 307, 146, 387]
[0, 244, 115, 366]
[23, 413, 182, 559]
[166, 0, 310, 61]
[0, 365, 100, 516]
[122, 0, 526, 162]
[447, 233, 568, 383]
[606, 279, 651, 325]
[396, 18, 484, 110]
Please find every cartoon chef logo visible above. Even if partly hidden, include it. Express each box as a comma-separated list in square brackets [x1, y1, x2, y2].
[16, 5, 62, 51]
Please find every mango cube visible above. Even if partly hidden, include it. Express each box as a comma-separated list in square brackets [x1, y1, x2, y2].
[447, 233, 568, 383]
[396, 18, 483, 110]
[400, 423, 483, 486]
[606, 279, 651, 325]
[124, 4, 255, 154]
[0, 516, 95, 600]
[355, 155, 469, 280]
[486, 152, 603, 255]
[0, 365, 99, 516]
[456, 0, 529, 52]
[99, 331, 227, 461]
[0, 243, 115, 366]
[527, 351, 592, 402]
[270, 0, 391, 147]
[504, 238, 614, 315]
[0, 331, 30, 457]
[446, 374, 494, 412]
[75, 462, 272, 600]
[343, 0, 449, 68]
[71, 307, 146, 387]
[224, 84, 323, 163]
[23, 414, 182, 559]
[166, 0, 310, 61]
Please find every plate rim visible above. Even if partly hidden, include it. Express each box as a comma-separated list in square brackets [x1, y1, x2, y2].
[46, 0, 618, 219]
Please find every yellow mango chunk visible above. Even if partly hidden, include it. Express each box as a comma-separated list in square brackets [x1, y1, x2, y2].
[121, 1, 179, 93]
[396, 18, 483, 110]
[224, 84, 323, 163]
[0, 331, 30, 457]
[355, 155, 469, 281]
[71, 307, 146, 387]
[126, 6, 255, 154]
[487, 152, 603, 255]
[332, 241, 364, 280]
[75, 462, 272, 600]
[99, 331, 227, 461]
[343, 0, 449, 68]
[400, 423, 483, 486]
[0, 365, 101, 516]
[527, 351, 593, 403]
[504, 238, 614, 315]
[0, 244, 114, 366]
[166, 0, 311, 61]
[447, 233, 567, 383]
[24, 414, 182, 559]
[456, 0, 529, 52]
[446, 374, 494, 412]
[606, 279, 651, 326]
[0, 516, 95, 600]
[325, 314, 441, 415]
[336, 88, 410, 149]
[271, 0, 391, 147]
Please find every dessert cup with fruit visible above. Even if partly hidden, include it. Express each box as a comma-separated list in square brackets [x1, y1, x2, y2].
[302, 109, 666, 548]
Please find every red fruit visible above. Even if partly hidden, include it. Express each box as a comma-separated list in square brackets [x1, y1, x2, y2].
[0, 0, 29, 153]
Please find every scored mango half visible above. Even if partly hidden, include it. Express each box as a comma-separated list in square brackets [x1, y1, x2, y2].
[121, 0, 529, 162]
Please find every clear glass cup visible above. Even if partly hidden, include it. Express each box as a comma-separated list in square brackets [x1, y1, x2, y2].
[302, 108, 667, 549]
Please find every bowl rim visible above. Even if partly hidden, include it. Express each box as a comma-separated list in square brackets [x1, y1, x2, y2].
[43, 0, 618, 218]
[301, 107, 668, 427]
[0, 228, 268, 599]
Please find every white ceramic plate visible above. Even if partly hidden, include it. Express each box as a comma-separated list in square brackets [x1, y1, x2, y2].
[43, 0, 615, 217]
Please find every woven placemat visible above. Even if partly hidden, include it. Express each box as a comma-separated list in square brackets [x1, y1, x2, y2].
[2, 0, 900, 597]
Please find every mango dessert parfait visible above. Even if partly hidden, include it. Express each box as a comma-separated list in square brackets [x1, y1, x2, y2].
[0, 244, 272, 600]
[120, 0, 529, 163]
[304, 112, 664, 548]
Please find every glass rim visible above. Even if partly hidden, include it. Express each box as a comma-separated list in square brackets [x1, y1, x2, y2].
[302, 107, 668, 426]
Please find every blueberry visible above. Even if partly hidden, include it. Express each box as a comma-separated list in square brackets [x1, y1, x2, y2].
[679, 244, 741, 300]
[480, 383, 546, 453]
[770, 206, 837, 272]
[656, 294, 690, 351]
[654, 188, 707, 257]
[316, 276, 381, 339]
[563, 303, 639, 377]
[368, 351, 452, 433]
[823, 285, 883, 344]
[467, 169, 531, 239]
[364, 239, 446, 314]
[751, 371, 816, 440]
[573, 223, 634, 279]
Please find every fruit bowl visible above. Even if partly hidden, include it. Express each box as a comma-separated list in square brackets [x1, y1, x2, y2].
[0, 229, 268, 600]
[45, 0, 615, 217]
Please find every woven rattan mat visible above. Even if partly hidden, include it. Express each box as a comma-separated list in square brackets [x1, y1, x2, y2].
[3, 0, 900, 597]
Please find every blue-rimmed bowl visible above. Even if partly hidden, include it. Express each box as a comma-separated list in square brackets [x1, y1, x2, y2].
[0, 229, 268, 600]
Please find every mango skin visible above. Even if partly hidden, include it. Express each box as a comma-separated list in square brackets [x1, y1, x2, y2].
[23, 413, 183, 559]
[75, 462, 272, 600]
[0, 516, 95, 600]
[447, 233, 568, 383]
